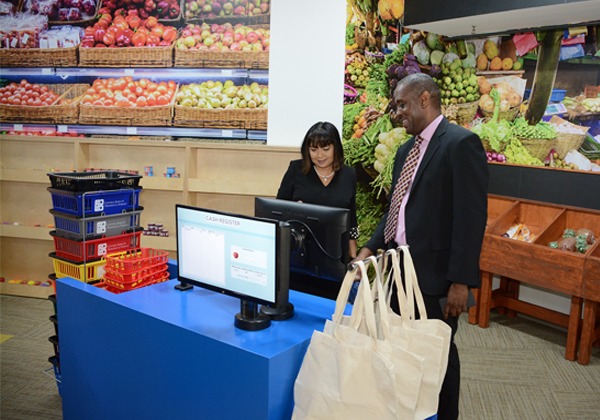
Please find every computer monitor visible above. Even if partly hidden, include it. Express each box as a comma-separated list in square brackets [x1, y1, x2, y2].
[254, 197, 350, 284]
[175, 204, 291, 330]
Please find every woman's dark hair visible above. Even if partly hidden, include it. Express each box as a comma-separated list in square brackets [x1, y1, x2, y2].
[300, 121, 345, 175]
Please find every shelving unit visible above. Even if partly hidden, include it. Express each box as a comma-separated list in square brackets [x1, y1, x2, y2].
[0, 136, 300, 289]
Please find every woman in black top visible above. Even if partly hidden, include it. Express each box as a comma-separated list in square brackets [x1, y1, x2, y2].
[277, 121, 359, 258]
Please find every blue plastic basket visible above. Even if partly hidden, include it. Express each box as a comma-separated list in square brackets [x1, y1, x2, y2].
[50, 208, 143, 240]
[523, 88, 567, 103]
[48, 187, 142, 217]
[47, 356, 62, 396]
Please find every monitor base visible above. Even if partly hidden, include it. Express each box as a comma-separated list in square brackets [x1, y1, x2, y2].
[260, 302, 294, 321]
[235, 300, 271, 331]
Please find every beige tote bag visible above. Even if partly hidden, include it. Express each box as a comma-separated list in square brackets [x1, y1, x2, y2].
[292, 259, 425, 420]
[378, 247, 452, 419]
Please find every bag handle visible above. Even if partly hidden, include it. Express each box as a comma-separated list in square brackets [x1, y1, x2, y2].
[387, 248, 413, 318]
[332, 260, 378, 339]
[399, 245, 429, 320]
[349, 256, 392, 340]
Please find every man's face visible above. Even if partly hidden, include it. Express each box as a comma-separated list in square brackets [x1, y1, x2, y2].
[390, 84, 425, 135]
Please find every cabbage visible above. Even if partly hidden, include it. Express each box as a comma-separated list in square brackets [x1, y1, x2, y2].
[442, 52, 459, 64]
[462, 53, 476, 68]
[413, 40, 431, 65]
[430, 50, 445, 66]
[425, 32, 444, 51]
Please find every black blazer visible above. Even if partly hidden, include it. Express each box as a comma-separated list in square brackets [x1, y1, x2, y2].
[366, 117, 489, 296]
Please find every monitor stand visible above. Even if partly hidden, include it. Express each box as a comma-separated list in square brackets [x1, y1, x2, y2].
[235, 300, 271, 331]
[175, 281, 193, 291]
[260, 301, 294, 320]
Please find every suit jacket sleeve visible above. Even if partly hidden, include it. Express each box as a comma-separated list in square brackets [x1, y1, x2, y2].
[446, 129, 488, 287]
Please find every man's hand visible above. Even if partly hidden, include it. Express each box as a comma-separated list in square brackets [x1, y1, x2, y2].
[443, 283, 469, 319]
[350, 248, 374, 281]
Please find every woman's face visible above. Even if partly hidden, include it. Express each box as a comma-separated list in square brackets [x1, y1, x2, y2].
[309, 143, 335, 170]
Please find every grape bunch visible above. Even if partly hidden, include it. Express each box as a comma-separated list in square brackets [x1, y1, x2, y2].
[434, 59, 480, 106]
[512, 117, 557, 139]
[346, 52, 370, 88]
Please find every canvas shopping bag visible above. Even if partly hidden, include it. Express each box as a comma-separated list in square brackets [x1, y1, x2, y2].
[292, 260, 425, 420]
[378, 247, 452, 419]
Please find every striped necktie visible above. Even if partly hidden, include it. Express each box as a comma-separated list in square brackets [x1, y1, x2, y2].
[384, 135, 425, 243]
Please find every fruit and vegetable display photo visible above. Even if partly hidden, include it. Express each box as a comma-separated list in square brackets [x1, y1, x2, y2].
[1, 0, 272, 131]
[343, 0, 599, 246]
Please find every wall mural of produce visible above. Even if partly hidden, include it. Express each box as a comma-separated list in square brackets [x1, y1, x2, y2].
[343, 0, 599, 246]
[0, 0, 271, 134]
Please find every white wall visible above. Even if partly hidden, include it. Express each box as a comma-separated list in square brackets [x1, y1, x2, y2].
[267, 0, 347, 147]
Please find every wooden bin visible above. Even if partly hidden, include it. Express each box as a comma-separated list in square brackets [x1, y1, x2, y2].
[486, 195, 518, 229]
[0, 45, 78, 67]
[0, 83, 89, 124]
[174, 49, 269, 69]
[173, 106, 267, 130]
[579, 242, 600, 364]
[79, 102, 175, 126]
[184, 14, 270, 26]
[78, 45, 174, 67]
[481, 201, 565, 290]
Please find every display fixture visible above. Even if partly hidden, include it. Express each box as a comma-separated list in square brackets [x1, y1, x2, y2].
[472, 194, 600, 364]
[0, 136, 299, 290]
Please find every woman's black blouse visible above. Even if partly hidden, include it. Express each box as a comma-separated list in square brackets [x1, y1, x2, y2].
[276, 160, 358, 239]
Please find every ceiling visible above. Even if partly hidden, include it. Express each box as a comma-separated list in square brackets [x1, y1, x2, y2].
[404, 0, 600, 38]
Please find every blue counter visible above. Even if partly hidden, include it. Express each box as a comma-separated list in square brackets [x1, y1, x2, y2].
[56, 276, 338, 420]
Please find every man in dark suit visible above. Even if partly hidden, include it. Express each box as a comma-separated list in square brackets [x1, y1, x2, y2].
[355, 73, 488, 419]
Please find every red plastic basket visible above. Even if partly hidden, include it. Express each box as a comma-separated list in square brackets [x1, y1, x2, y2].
[104, 248, 169, 273]
[51, 229, 142, 262]
[103, 265, 168, 291]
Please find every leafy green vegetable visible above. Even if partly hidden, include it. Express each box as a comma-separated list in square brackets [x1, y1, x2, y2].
[342, 102, 367, 140]
[356, 182, 385, 249]
[345, 23, 355, 46]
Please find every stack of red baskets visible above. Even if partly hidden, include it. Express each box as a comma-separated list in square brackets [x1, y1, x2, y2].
[102, 248, 170, 292]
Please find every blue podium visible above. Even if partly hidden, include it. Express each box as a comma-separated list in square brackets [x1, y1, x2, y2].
[56, 276, 337, 420]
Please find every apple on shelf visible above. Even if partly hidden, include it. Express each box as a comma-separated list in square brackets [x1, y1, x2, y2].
[175, 22, 269, 52]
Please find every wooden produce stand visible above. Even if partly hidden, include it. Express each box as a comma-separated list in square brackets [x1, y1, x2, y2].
[472, 195, 600, 363]
[579, 245, 600, 365]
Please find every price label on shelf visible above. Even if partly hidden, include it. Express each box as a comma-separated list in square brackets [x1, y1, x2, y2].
[13, 124, 23, 131]
[42, 68, 53, 75]
[57, 125, 68, 133]
[126, 127, 137, 135]
[124, 69, 135, 76]
[222, 70, 233, 77]
[222, 130, 233, 138]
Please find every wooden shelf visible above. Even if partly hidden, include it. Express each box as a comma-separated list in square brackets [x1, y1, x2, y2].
[141, 235, 176, 252]
[0, 169, 51, 184]
[0, 225, 52, 240]
[1, 135, 298, 286]
[141, 177, 184, 191]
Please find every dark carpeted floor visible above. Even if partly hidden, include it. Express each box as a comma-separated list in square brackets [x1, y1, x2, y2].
[1, 294, 599, 420]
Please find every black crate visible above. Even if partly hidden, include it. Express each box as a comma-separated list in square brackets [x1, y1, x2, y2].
[47, 171, 142, 192]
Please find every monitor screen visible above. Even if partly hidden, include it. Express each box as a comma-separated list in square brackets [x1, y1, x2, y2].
[175, 204, 281, 306]
[254, 197, 350, 283]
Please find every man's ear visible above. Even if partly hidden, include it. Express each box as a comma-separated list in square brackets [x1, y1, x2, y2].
[420, 91, 431, 108]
